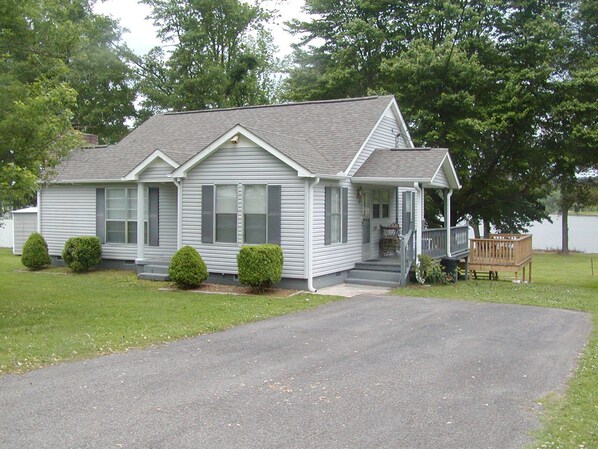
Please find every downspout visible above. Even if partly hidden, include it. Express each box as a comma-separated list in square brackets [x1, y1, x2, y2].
[445, 189, 453, 257]
[173, 178, 183, 249]
[307, 177, 320, 292]
[36, 190, 42, 233]
[413, 182, 422, 259]
[136, 183, 145, 263]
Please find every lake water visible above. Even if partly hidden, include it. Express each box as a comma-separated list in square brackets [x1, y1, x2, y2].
[527, 214, 598, 254]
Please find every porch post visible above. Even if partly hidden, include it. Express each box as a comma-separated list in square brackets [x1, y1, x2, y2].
[137, 183, 145, 261]
[444, 189, 453, 257]
[414, 182, 423, 258]
[174, 178, 183, 249]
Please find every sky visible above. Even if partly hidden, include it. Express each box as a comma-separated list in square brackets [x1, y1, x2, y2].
[93, 0, 308, 57]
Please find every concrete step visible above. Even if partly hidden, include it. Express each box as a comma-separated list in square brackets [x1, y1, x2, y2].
[138, 272, 170, 281]
[143, 264, 169, 275]
[354, 262, 401, 272]
[345, 278, 400, 288]
[347, 269, 401, 283]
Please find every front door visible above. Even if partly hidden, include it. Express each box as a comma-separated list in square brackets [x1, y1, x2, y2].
[361, 190, 371, 260]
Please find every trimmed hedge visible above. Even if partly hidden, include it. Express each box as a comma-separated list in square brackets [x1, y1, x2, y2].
[237, 244, 283, 293]
[168, 246, 208, 289]
[21, 233, 51, 270]
[62, 236, 102, 273]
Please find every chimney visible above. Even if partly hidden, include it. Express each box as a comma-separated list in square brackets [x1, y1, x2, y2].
[81, 133, 99, 146]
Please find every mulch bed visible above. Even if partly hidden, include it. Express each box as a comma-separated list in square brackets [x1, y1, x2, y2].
[160, 283, 297, 297]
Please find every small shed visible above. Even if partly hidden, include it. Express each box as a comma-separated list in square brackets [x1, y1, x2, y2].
[12, 207, 38, 255]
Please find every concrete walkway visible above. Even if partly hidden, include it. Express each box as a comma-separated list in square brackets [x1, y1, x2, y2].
[0, 295, 590, 449]
[314, 282, 391, 297]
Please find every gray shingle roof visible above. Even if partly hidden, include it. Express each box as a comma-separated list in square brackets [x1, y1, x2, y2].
[52, 96, 394, 182]
[354, 148, 449, 180]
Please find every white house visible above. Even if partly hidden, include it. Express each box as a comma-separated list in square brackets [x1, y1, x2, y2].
[39, 96, 467, 289]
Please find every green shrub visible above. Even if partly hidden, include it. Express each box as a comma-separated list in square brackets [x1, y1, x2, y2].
[62, 236, 102, 273]
[21, 233, 51, 270]
[237, 244, 283, 293]
[415, 254, 449, 284]
[168, 246, 208, 289]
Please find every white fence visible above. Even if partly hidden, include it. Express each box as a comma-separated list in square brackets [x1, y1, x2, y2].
[0, 218, 14, 249]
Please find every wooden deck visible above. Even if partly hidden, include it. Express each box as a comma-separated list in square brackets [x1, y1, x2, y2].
[468, 234, 533, 281]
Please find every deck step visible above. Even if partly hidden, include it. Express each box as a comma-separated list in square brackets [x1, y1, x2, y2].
[354, 262, 401, 272]
[143, 264, 169, 275]
[138, 272, 170, 281]
[347, 269, 401, 283]
[345, 278, 399, 288]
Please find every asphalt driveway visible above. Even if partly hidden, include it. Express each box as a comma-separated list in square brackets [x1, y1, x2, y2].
[0, 295, 590, 449]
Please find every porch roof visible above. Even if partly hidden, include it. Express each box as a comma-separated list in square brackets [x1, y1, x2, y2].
[352, 148, 461, 189]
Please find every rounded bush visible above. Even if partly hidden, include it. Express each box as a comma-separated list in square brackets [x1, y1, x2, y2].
[21, 232, 51, 270]
[168, 246, 208, 289]
[62, 236, 102, 273]
[237, 244, 283, 293]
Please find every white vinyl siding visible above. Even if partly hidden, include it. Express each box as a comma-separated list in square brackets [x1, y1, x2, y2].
[40, 183, 177, 260]
[182, 145, 306, 278]
[12, 211, 38, 255]
[313, 181, 361, 276]
[349, 114, 409, 176]
[432, 167, 450, 188]
[137, 159, 174, 182]
[144, 183, 177, 259]
[39, 186, 97, 256]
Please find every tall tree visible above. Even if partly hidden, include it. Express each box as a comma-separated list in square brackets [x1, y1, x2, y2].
[542, 0, 598, 253]
[136, 0, 278, 113]
[0, 0, 135, 216]
[284, 0, 576, 235]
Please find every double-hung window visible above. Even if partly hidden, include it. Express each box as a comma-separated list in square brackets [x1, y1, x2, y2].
[325, 186, 348, 245]
[330, 187, 342, 244]
[105, 188, 148, 244]
[202, 184, 281, 245]
[373, 190, 390, 219]
[215, 185, 237, 243]
[244, 185, 267, 244]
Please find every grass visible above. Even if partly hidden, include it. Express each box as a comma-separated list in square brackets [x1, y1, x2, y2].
[392, 252, 598, 449]
[0, 248, 340, 375]
[2, 249, 596, 447]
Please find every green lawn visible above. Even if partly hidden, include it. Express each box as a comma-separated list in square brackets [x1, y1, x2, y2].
[0, 248, 340, 374]
[393, 252, 598, 449]
[2, 248, 596, 447]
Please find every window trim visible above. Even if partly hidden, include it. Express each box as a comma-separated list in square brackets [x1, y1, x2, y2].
[325, 186, 348, 245]
[215, 184, 238, 244]
[373, 189, 390, 219]
[243, 184, 268, 244]
[105, 187, 148, 245]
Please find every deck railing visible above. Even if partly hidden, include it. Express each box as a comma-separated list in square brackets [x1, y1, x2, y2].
[450, 226, 469, 255]
[421, 225, 469, 259]
[422, 228, 446, 258]
[469, 234, 532, 268]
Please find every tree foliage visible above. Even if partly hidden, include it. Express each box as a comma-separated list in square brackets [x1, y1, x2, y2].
[0, 0, 136, 215]
[284, 0, 597, 234]
[136, 0, 278, 114]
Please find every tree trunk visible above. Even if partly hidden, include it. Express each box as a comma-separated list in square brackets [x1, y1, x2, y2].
[561, 205, 569, 255]
[472, 219, 481, 238]
[483, 220, 491, 238]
